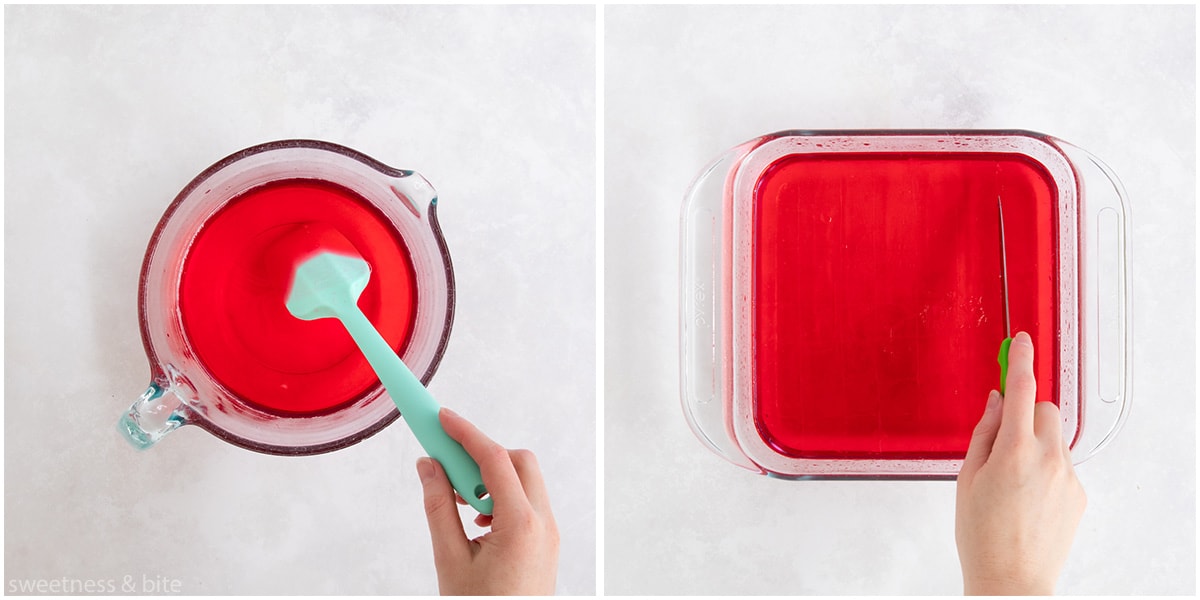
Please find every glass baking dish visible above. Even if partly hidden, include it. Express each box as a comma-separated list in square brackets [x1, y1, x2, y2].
[680, 130, 1131, 479]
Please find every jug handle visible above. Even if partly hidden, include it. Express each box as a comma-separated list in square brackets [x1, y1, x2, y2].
[118, 374, 192, 450]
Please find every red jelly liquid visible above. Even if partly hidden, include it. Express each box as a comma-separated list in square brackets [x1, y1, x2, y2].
[180, 179, 417, 415]
[753, 153, 1060, 459]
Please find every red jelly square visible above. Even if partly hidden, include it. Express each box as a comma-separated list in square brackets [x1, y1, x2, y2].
[752, 153, 1060, 459]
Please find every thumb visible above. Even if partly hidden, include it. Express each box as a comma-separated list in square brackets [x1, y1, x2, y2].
[417, 457, 471, 567]
[960, 390, 1003, 480]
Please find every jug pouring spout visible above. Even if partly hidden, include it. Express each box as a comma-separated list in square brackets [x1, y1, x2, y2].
[387, 170, 438, 220]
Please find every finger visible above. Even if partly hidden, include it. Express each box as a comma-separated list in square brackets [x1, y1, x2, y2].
[1033, 399, 1063, 446]
[439, 408, 531, 514]
[960, 390, 1003, 480]
[455, 493, 467, 506]
[508, 449, 554, 515]
[417, 457, 471, 566]
[997, 331, 1037, 443]
[474, 513, 494, 528]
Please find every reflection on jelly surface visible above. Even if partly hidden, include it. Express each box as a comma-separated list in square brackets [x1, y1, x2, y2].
[180, 179, 417, 415]
[753, 153, 1059, 459]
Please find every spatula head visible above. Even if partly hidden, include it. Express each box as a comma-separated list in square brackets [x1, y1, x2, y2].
[286, 251, 372, 320]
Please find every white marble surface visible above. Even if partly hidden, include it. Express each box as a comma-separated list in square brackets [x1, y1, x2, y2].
[604, 5, 1194, 595]
[6, 5, 594, 595]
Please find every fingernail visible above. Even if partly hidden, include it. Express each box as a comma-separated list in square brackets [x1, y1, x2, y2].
[1014, 331, 1032, 346]
[416, 457, 435, 483]
[442, 407, 459, 419]
[986, 390, 1001, 410]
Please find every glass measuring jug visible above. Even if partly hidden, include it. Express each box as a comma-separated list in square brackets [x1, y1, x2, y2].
[119, 140, 455, 455]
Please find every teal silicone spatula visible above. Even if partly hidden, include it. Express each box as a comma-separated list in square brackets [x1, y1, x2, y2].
[997, 196, 1012, 395]
[284, 228, 493, 515]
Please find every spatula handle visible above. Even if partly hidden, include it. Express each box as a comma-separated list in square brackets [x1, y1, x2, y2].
[341, 307, 493, 515]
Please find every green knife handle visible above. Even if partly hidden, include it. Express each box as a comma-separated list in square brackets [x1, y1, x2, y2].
[998, 337, 1012, 395]
[342, 307, 494, 515]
